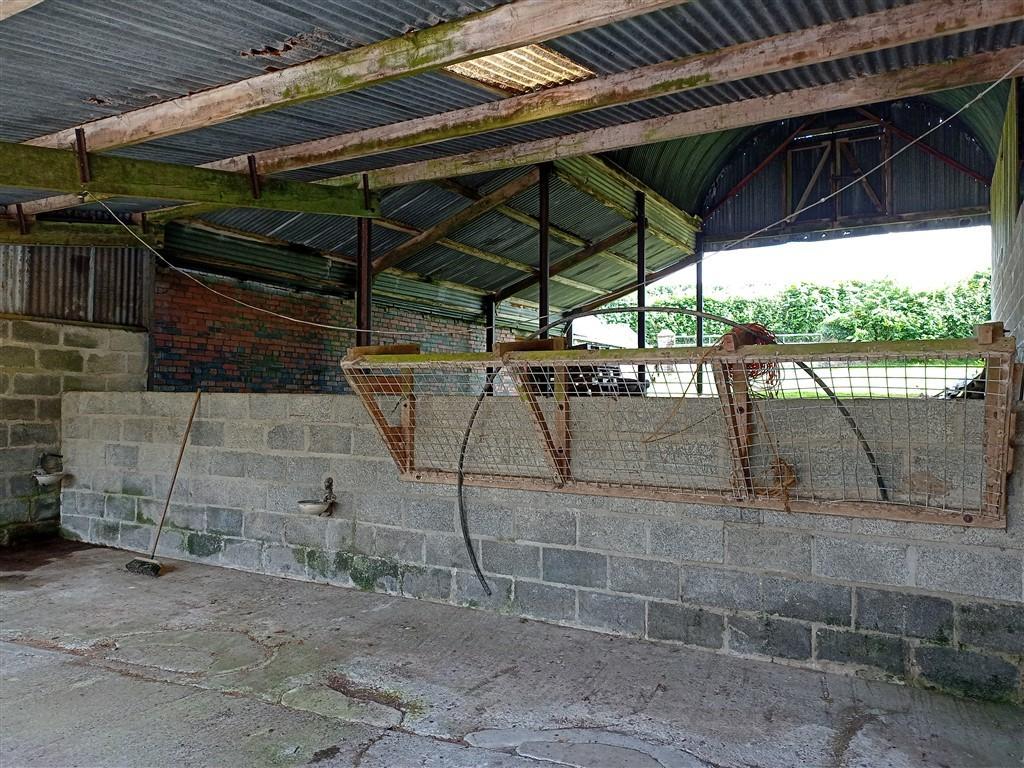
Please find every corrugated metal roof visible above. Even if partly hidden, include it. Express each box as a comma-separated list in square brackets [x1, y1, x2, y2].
[2, 0, 1016, 321]
[280, 26, 1023, 181]
[0, 0, 507, 142]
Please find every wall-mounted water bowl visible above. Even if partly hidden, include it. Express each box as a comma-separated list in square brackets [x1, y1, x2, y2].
[297, 499, 331, 515]
[33, 470, 65, 488]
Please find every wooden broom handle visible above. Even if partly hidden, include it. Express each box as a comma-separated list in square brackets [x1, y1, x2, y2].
[148, 389, 201, 560]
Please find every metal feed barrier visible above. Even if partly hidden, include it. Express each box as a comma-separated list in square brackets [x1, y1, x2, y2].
[341, 326, 1020, 529]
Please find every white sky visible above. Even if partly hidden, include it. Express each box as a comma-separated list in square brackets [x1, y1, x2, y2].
[655, 225, 991, 297]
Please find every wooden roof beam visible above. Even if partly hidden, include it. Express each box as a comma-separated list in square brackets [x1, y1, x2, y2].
[554, 156, 700, 253]
[373, 216, 606, 295]
[0, 0, 45, 21]
[25, 0, 685, 152]
[372, 168, 539, 274]
[568, 251, 702, 317]
[0, 141, 378, 218]
[495, 224, 639, 301]
[219, 0, 1020, 177]
[336, 46, 1024, 189]
[435, 178, 639, 272]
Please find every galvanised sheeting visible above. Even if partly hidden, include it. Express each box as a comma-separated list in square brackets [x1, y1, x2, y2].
[696, 100, 995, 240]
[890, 100, 992, 215]
[0, 187, 62, 206]
[547, 0, 916, 75]
[609, 129, 750, 213]
[108, 73, 497, 168]
[380, 182, 476, 230]
[288, 26, 1023, 180]
[929, 82, 1012, 157]
[0, 0, 506, 142]
[201, 208, 360, 254]
[400, 242, 529, 290]
[0, 244, 151, 327]
[164, 222, 354, 286]
[503, 175, 633, 244]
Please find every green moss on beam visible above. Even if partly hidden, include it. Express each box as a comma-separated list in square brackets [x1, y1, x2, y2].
[0, 220, 159, 247]
[0, 142, 379, 218]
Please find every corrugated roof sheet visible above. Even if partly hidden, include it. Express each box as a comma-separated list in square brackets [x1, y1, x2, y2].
[0, 0, 507, 142]
[2, 0, 1016, 320]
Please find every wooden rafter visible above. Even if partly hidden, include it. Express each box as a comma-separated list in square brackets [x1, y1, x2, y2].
[554, 156, 700, 254]
[494, 225, 639, 301]
[330, 47, 1024, 189]
[1, 193, 92, 218]
[208, 0, 1021, 177]
[569, 250, 703, 316]
[0, 0, 45, 21]
[0, 141, 378, 218]
[436, 179, 639, 273]
[375, 215, 605, 294]
[25, 0, 684, 152]
[372, 169, 539, 274]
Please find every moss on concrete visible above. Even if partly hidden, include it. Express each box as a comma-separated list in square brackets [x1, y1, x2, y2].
[334, 550, 402, 592]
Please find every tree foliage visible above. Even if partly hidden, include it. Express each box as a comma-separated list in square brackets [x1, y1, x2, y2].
[605, 270, 992, 345]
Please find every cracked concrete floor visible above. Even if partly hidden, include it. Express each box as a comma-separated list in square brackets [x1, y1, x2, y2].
[1, 542, 1021, 768]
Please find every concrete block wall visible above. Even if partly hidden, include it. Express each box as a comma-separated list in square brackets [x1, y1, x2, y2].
[60, 392, 1024, 703]
[992, 201, 1024, 358]
[1, 318, 147, 544]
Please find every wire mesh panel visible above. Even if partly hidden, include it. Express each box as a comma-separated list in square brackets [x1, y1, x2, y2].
[342, 334, 1020, 528]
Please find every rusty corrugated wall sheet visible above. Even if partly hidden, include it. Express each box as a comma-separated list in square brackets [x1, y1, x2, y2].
[0, 245, 153, 328]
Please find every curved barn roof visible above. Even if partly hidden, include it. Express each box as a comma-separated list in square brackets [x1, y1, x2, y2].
[1, 0, 1020, 325]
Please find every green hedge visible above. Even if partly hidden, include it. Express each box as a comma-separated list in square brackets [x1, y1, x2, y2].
[606, 271, 991, 345]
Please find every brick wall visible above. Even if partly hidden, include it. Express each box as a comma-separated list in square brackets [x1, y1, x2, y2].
[151, 268, 500, 392]
[0, 319, 147, 544]
[60, 392, 1024, 703]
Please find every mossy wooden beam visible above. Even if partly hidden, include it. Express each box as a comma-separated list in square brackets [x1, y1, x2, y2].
[330, 47, 1024, 189]
[25, 0, 684, 152]
[494, 225, 639, 302]
[0, 0, 44, 20]
[554, 156, 700, 254]
[0, 220, 157, 247]
[0, 142, 379, 217]
[372, 168, 539, 274]
[212, 0, 1021, 177]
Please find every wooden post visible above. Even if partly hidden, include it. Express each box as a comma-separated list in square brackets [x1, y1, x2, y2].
[712, 333, 754, 500]
[538, 162, 551, 339]
[977, 322, 1011, 520]
[499, 337, 572, 486]
[342, 343, 420, 473]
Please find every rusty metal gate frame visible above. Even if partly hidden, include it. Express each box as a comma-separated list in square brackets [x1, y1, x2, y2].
[342, 329, 1020, 529]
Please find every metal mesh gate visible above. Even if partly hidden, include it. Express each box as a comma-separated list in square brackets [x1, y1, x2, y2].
[342, 330, 1020, 528]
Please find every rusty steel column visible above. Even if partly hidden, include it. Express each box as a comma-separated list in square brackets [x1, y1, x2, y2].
[636, 191, 647, 383]
[636, 191, 647, 348]
[356, 176, 373, 346]
[484, 296, 495, 352]
[695, 233, 705, 394]
[538, 163, 551, 339]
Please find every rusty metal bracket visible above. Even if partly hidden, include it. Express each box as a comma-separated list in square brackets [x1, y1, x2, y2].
[74, 128, 91, 184]
[14, 203, 29, 235]
[246, 155, 261, 199]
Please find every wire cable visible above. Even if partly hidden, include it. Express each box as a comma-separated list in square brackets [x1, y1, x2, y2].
[84, 192, 485, 340]
[716, 53, 1024, 253]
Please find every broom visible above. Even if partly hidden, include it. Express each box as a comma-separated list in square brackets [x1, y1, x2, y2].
[126, 389, 201, 577]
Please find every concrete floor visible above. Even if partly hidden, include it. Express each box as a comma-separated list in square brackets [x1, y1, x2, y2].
[1, 544, 1021, 768]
